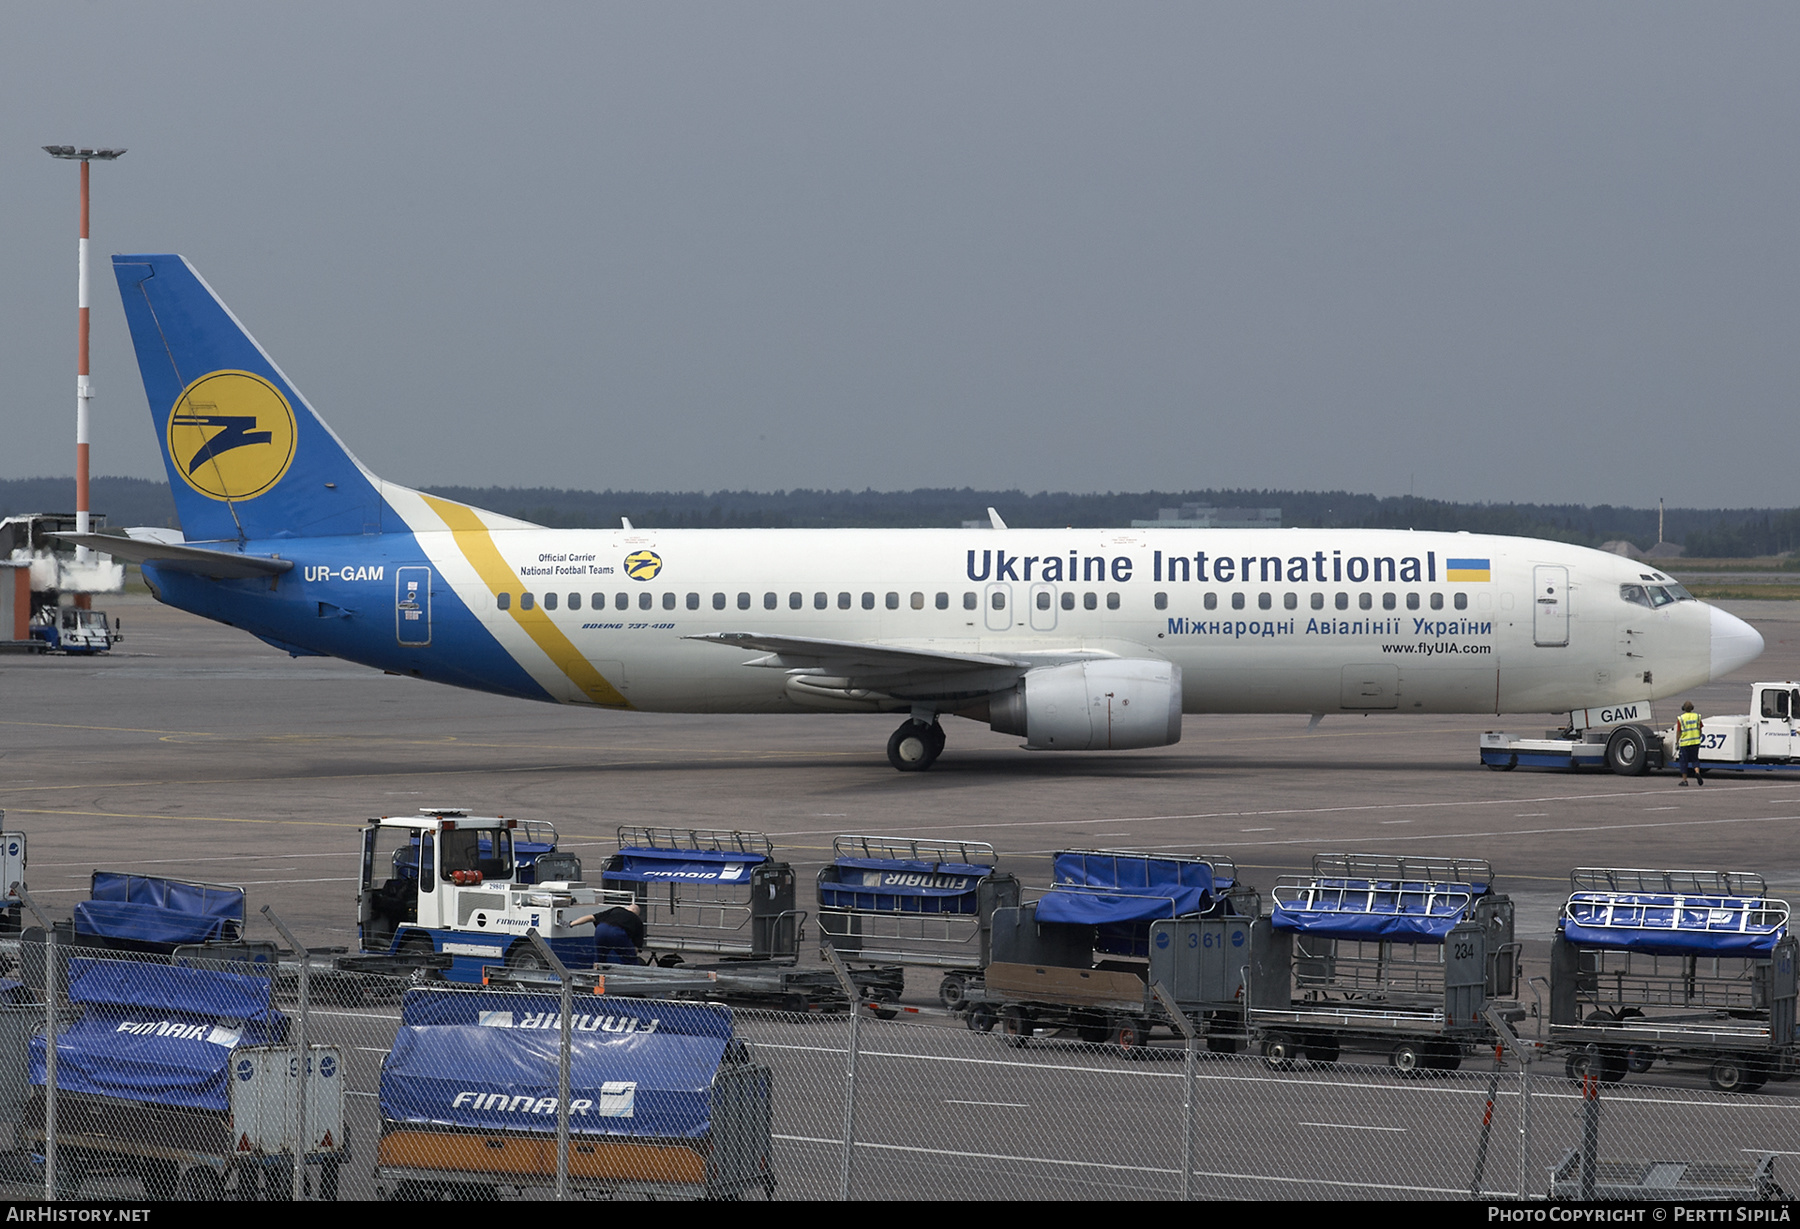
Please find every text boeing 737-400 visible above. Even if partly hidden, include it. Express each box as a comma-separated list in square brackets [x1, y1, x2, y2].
[66, 253, 1764, 771]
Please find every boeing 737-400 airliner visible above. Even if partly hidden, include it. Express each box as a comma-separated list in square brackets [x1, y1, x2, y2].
[69, 254, 1765, 770]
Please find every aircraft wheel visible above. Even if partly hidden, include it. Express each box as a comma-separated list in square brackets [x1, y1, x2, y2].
[887, 720, 943, 772]
[1605, 726, 1649, 776]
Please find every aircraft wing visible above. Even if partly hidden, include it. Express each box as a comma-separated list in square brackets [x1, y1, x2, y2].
[683, 631, 1021, 674]
[51, 532, 294, 579]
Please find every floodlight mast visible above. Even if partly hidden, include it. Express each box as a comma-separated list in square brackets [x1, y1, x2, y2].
[43, 146, 126, 572]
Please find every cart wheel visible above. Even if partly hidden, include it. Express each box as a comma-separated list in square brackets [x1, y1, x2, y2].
[139, 1158, 179, 1201]
[1486, 761, 1515, 771]
[1113, 1021, 1144, 1054]
[1598, 1050, 1629, 1084]
[1205, 1032, 1242, 1054]
[1625, 1047, 1655, 1074]
[966, 1009, 997, 1033]
[1709, 1056, 1752, 1093]
[937, 974, 967, 1010]
[1389, 1042, 1425, 1074]
[399, 934, 441, 986]
[1001, 1006, 1031, 1047]
[179, 1164, 226, 1202]
[1425, 1041, 1463, 1071]
[1262, 1032, 1300, 1070]
[1303, 1035, 1341, 1065]
[1075, 1022, 1110, 1044]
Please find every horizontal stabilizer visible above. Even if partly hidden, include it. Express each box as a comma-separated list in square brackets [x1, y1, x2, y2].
[52, 533, 293, 579]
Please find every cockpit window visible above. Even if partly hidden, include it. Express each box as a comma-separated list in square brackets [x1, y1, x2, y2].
[1620, 584, 1653, 609]
[1663, 583, 1694, 601]
[1647, 586, 1674, 607]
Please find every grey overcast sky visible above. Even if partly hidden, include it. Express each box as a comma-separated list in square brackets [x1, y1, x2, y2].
[3, 4, 1795, 507]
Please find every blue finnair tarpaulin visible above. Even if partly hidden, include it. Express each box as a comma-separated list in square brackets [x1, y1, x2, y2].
[400, 988, 734, 1039]
[603, 848, 766, 885]
[1035, 851, 1218, 925]
[1271, 880, 1473, 942]
[821, 858, 987, 913]
[381, 1024, 728, 1138]
[73, 872, 244, 946]
[29, 959, 286, 1112]
[1562, 893, 1788, 957]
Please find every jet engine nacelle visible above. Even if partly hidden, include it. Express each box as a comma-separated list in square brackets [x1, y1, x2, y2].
[988, 659, 1183, 750]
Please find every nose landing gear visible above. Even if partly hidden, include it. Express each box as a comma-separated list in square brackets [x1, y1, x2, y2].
[887, 718, 946, 772]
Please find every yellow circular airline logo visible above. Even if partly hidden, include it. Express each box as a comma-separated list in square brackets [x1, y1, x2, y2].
[166, 370, 298, 501]
[624, 550, 663, 580]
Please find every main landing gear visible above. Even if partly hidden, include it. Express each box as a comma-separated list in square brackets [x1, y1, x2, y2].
[887, 718, 946, 772]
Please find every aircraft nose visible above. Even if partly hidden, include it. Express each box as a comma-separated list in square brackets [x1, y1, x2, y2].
[1709, 604, 1764, 680]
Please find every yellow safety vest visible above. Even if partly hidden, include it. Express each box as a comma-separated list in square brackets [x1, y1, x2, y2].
[1677, 711, 1703, 747]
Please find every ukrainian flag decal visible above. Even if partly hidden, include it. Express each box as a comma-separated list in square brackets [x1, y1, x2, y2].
[1446, 557, 1491, 582]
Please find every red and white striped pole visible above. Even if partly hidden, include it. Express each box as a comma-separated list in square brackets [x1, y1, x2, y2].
[44, 146, 126, 572]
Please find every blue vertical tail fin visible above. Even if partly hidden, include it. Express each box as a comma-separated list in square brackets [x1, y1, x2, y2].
[113, 254, 386, 542]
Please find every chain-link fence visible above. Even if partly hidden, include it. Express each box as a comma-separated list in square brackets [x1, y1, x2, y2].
[0, 928, 1791, 1202]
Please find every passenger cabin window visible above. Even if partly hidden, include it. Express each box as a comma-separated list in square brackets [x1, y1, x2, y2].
[1154, 592, 1168, 610]
[1106, 593, 1120, 610]
[496, 592, 511, 611]
[1453, 592, 1468, 610]
[568, 593, 581, 611]
[1258, 593, 1271, 610]
[1231, 592, 1245, 610]
[687, 593, 700, 610]
[936, 592, 949, 610]
[911, 592, 925, 610]
[544, 593, 558, 610]
[886, 592, 900, 610]
[1284, 593, 1297, 610]
[963, 592, 977, 610]
[1382, 593, 1395, 610]
[737, 592, 751, 610]
[839, 593, 852, 610]
[520, 592, 535, 611]
[764, 592, 777, 610]
[816, 592, 829, 610]
[713, 593, 727, 610]
[1204, 593, 1217, 610]
[1335, 593, 1348, 610]
[1061, 592, 1075, 610]
[1311, 593, 1323, 610]
[1430, 593, 1444, 610]
[1358, 593, 1372, 611]
[1406, 593, 1419, 610]
[1036, 591, 1051, 610]
[862, 592, 876, 610]
[661, 592, 675, 610]
[1086, 592, 1099, 611]
[790, 592, 803, 610]
[991, 591, 1005, 610]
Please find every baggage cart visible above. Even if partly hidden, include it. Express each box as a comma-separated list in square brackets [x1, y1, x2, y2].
[816, 835, 1020, 1008]
[23, 958, 345, 1199]
[974, 849, 1255, 1050]
[375, 987, 774, 1200]
[601, 827, 803, 961]
[1548, 867, 1797, 1092]
[1251, 854, 1519, 1070]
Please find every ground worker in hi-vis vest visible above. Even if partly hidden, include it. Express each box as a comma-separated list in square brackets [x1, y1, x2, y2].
[1677, 701, 1705, 786]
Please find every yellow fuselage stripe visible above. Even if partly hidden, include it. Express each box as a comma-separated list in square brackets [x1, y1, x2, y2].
[421, 495, 632, 709]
